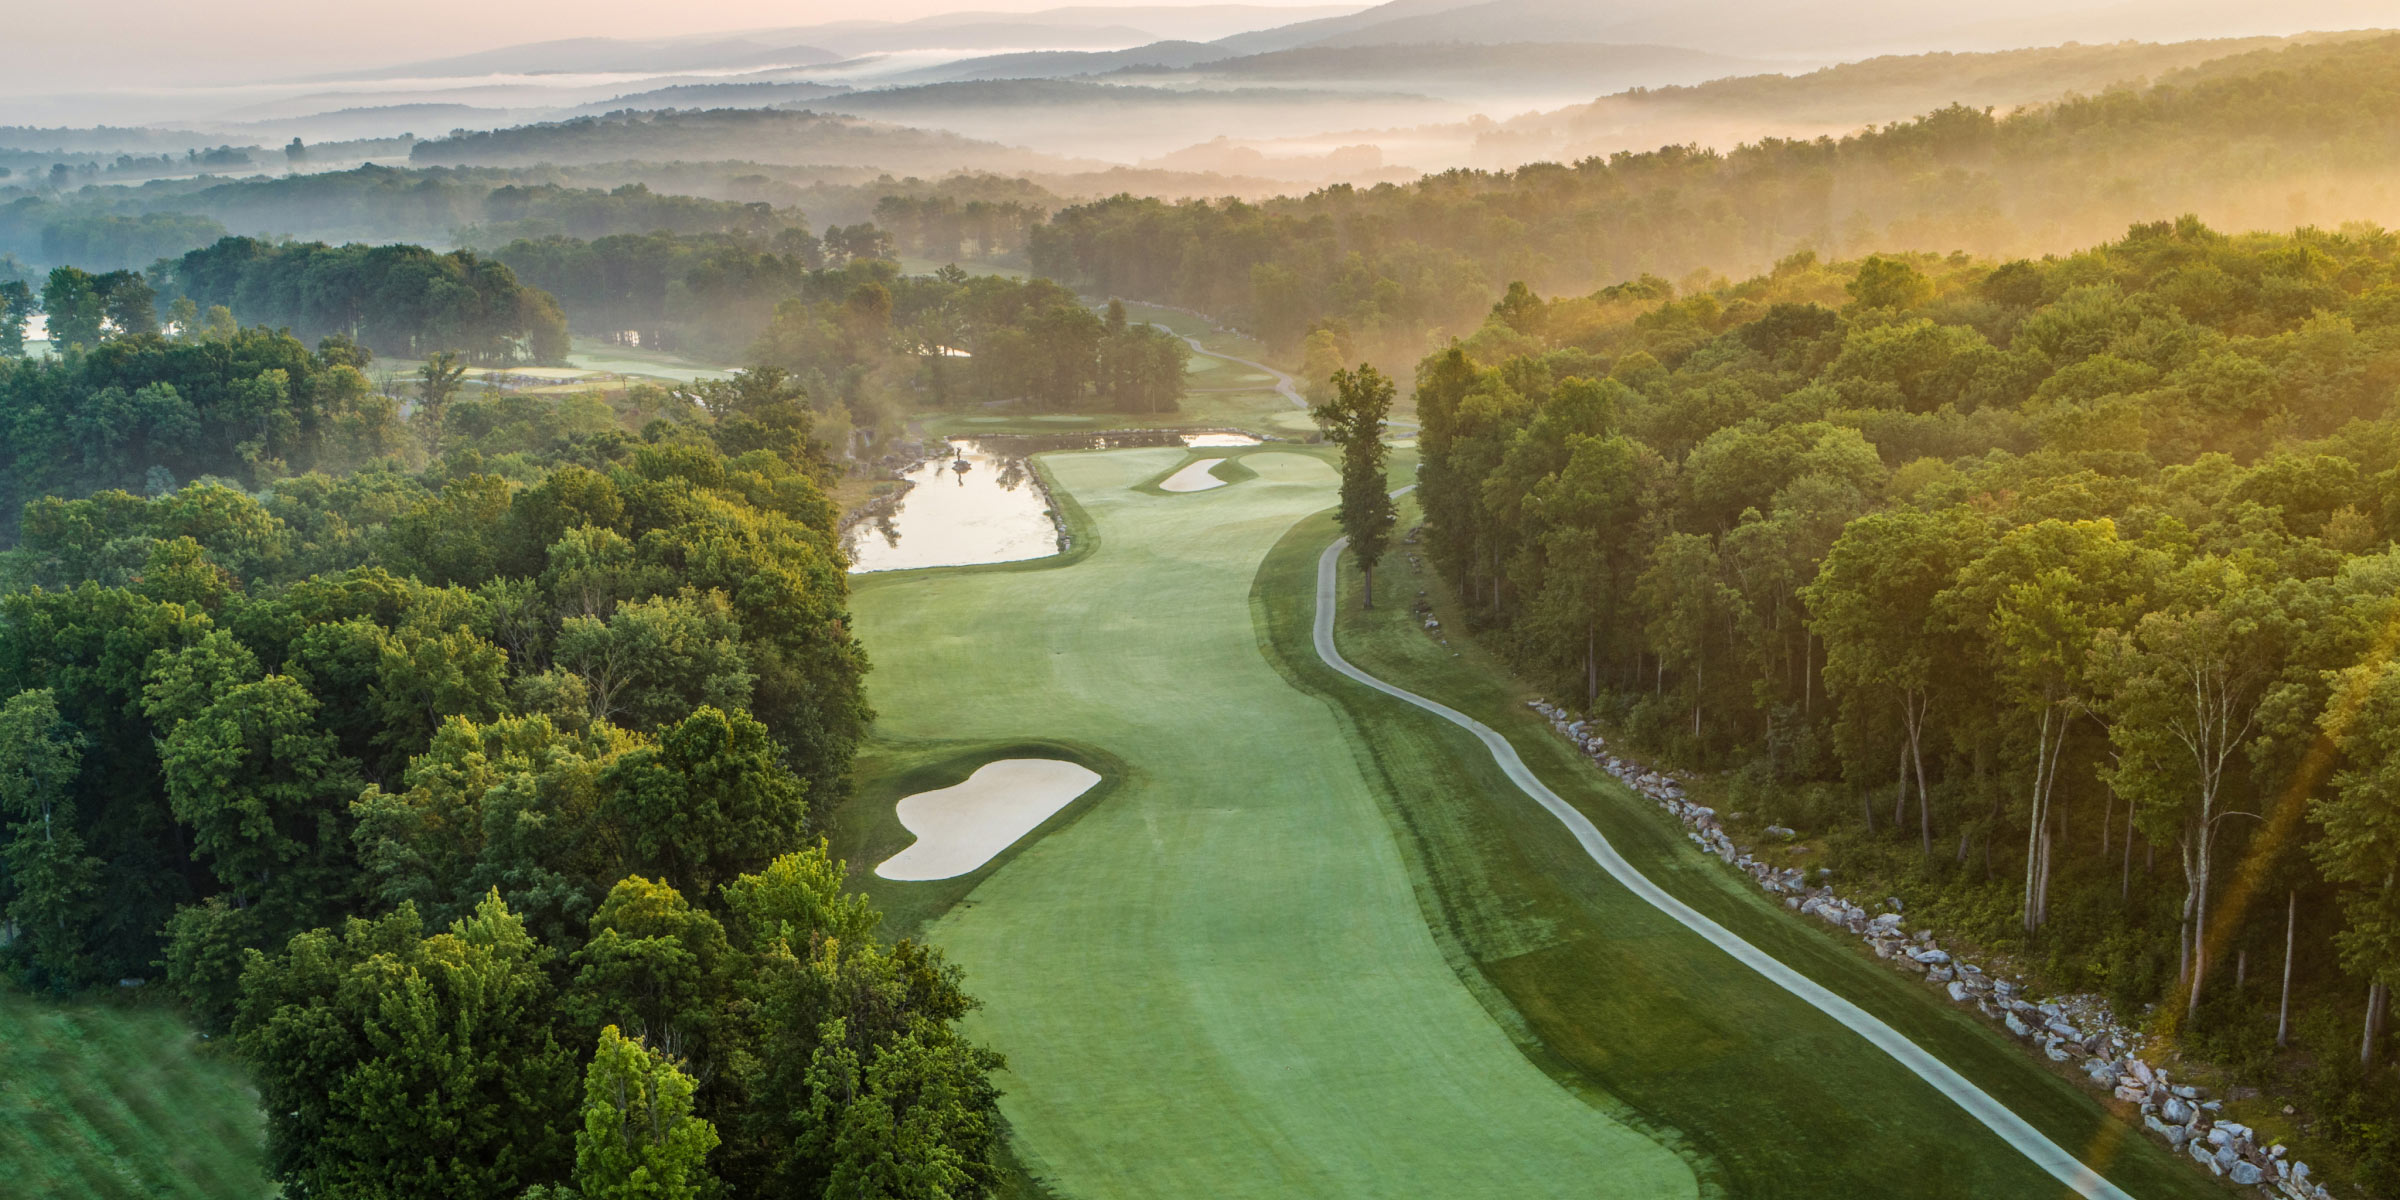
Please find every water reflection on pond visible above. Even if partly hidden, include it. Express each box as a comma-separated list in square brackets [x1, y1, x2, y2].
[848, 439, 1060, 574]
[845, 431, 1273, 573]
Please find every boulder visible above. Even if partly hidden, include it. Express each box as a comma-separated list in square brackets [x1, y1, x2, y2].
[1911, 948, 1952, 966]
[2190, 1140, 2223, 1175]
[1927, 966, 1955, 984]
[2044, 1041, 2072, 1063]
[1947, 980, 1973, 1003]
[2114, 1083, 2148, 1104]
[2229, 1161, 2265, 1187]
[2160, 1096, 2196, 1125]
[2005, 1012, 2034, 1038]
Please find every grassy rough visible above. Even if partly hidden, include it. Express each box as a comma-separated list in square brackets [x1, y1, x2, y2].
[0, 988, 271, 1198]
[844, 446, 1695, 1199]
[1291, 492, 2225, 1198]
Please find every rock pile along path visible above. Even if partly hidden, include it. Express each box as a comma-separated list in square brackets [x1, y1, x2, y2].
[1313, 534, 2131, 1201]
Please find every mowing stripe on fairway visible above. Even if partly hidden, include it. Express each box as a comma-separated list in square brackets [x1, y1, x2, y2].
[1313, 535, 2130, 1201]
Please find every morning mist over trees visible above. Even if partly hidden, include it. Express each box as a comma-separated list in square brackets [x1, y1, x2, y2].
[8, 1, 2400, 1198]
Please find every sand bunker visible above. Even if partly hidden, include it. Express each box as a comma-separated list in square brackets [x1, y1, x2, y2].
[875, 759, 1104, 881]
[1161, 459, 1229, 492]
[1184, 432, 1262, 448]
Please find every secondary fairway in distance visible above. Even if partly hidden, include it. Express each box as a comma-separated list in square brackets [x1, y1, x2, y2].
[845, 447, 1697, 1198]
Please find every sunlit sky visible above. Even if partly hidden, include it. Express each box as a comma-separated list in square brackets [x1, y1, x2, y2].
[8, 0, 1353, 92]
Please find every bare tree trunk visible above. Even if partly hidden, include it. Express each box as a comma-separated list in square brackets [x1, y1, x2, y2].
[2237, 945, 2248, 991]
[1894, 739, 1909, 828]
[1362, 562, 1374, 609]
[2024, 707, 2050, 932]
[2101, 786, 2112, 859]
[2024, 705, 2069, 931]
[2363, 980, 2389, 1070]
[2278, 890, 2297, 1048]
[1906, 691, 1932, 859]
[2187, 817, 2220, 1021]
[1862, 787, 1875, 835]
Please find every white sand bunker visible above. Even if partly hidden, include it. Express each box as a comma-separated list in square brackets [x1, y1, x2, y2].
[1184, 432, 1261, 448]
[1161, 459, 1229, 492]
[875, 759, 1104, 880]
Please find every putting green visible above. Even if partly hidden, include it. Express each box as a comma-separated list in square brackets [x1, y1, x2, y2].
[849, 448, 1695, 1198]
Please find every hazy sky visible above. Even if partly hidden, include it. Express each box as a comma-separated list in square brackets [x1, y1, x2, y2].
[8, 0, 1352, 92]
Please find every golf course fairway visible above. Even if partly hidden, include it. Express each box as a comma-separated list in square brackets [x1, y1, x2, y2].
[841, 445, 2208, 1198]
[847, 447, 1692, 1197]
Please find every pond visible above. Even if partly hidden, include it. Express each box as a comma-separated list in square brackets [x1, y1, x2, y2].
[844, 431, 1276, 573]
[847, 439, 1062, 574]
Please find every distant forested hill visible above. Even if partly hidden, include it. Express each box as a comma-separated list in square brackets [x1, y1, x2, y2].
[408, 108, 1080, 174]
[1032, 34, 2400, 363]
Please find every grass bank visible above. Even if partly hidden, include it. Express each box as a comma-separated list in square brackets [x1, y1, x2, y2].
[0, 988, 270, 1198]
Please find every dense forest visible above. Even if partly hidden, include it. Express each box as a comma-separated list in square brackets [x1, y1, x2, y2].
[493, 233, 1185, 434]
[165, 237, 569, 364]
[493, 228, 893, 360]
[0, 319, 397, 528]
[1408, 219, 2400, 1188]
[0, 313, 1006, 1192]
[1033, 34, 2400, 366]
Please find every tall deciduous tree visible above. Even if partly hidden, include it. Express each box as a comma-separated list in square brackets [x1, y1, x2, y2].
[233, 893, 578, 1198]
[41, 265, 104, 350]
[158, 674, 362, 934]
[1807, 509, 1989, 857]
[0, 688, 100, 985]
[0, 280, 34, 356]
[417, 351, 468, 452]
[602, 706, 807, 899]
[2094, 557, 2279, 1018]
[574, 1025, 720, 1200]
[2314, 657, 2400, 1067]
[1313, 364, 1398, 608]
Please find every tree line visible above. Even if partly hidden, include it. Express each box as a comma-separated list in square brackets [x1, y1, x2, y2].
[1031, 33, 2400, 370]
[1410, 219, 2400, 1190]
[0, 318, 399, 533]
[494, 226, 890, 362]
[166, 236, 569, 364]
[749, 272, 1187, 431]
[0, 340, 1010, 1194]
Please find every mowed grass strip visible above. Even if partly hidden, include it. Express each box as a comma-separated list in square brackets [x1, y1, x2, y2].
[845, 447, 1694, 1199]
[1286, 495, 2222, 1199]
[0, 988, 271, 1199]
